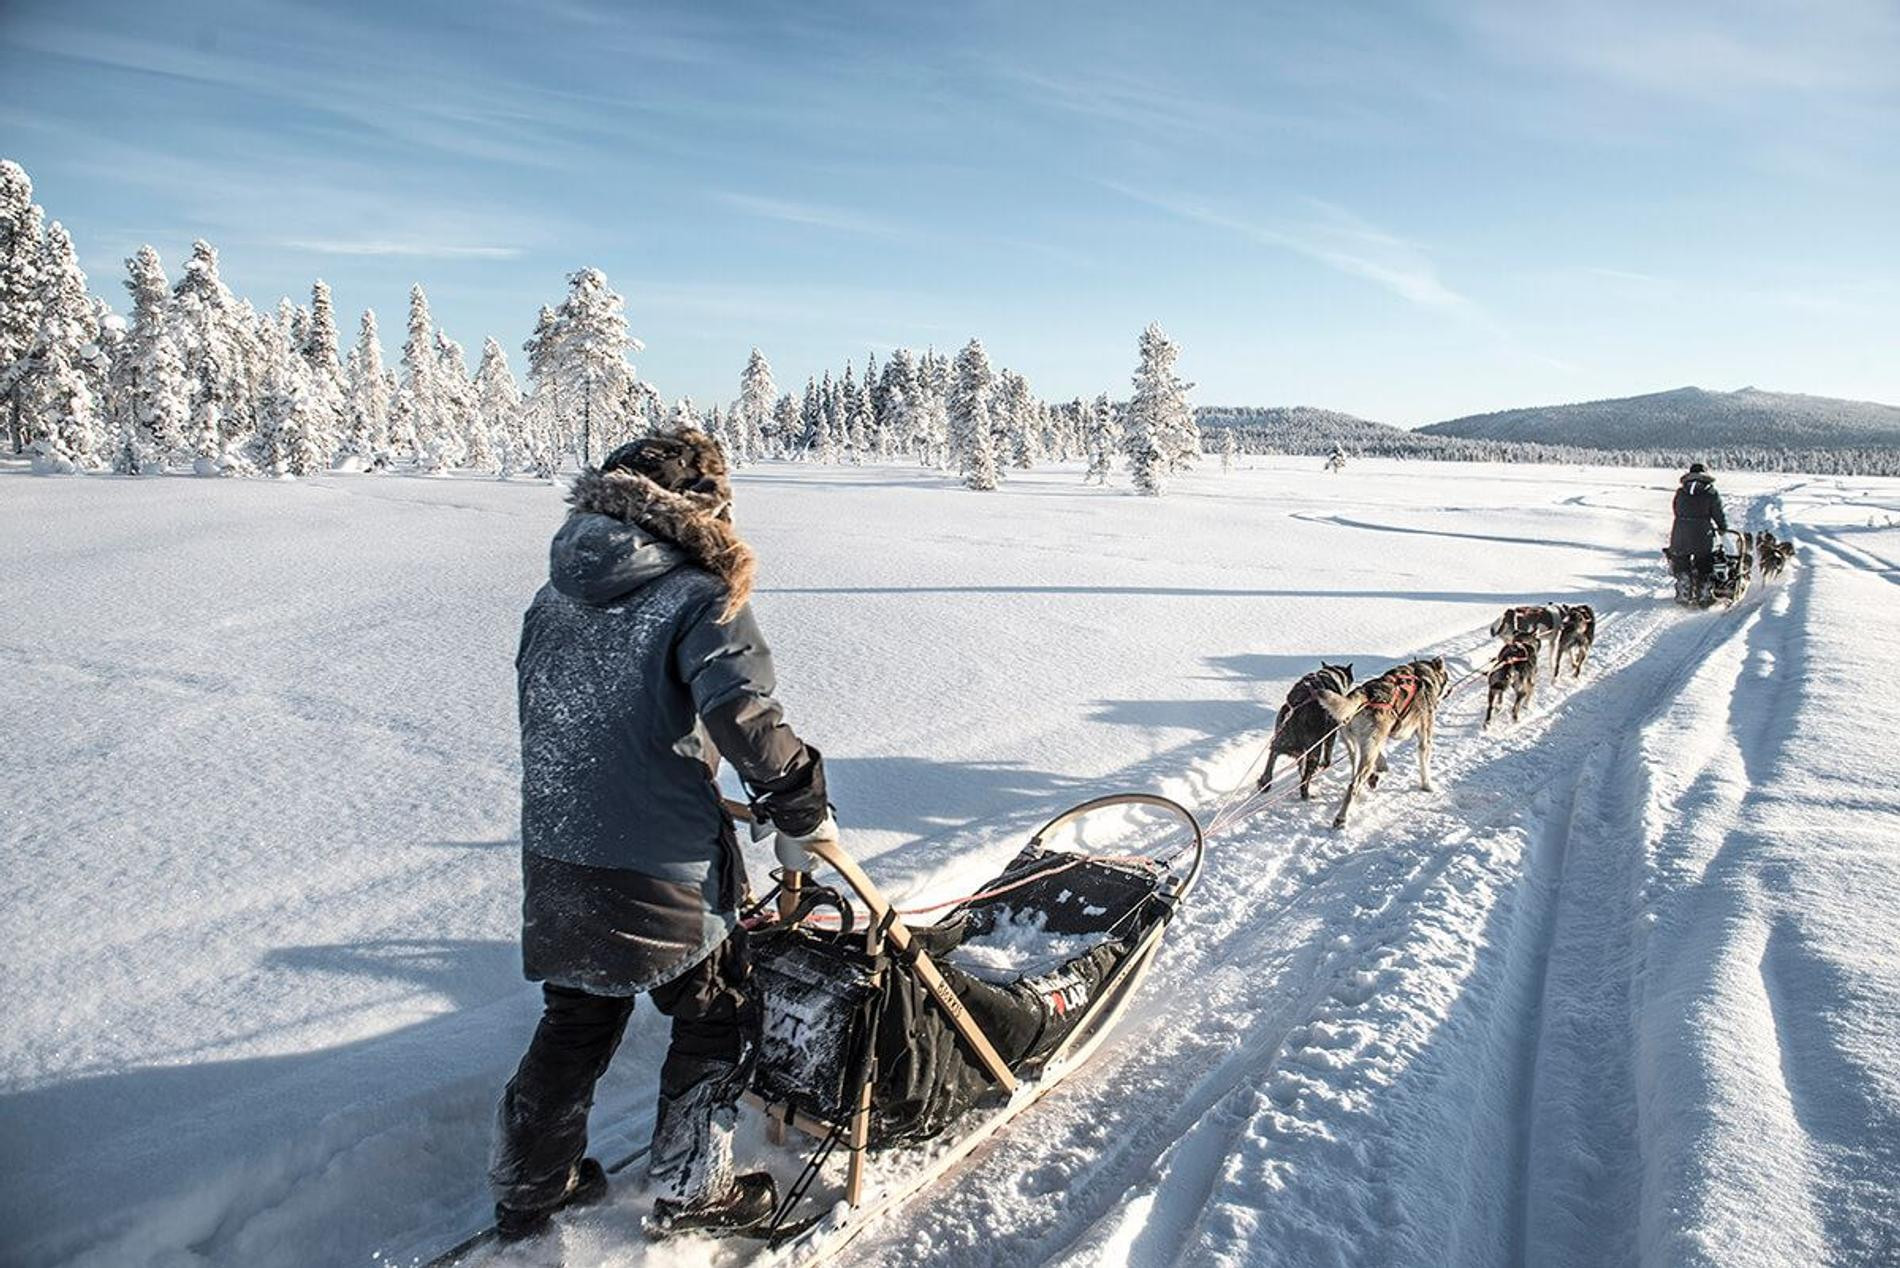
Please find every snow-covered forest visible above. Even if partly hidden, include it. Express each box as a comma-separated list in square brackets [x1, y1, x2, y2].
[0, 159, 1206, 494]
[1201, 405, 1900, 477]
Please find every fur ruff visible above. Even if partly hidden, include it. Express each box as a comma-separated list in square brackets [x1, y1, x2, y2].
[567, 467, 756, 622]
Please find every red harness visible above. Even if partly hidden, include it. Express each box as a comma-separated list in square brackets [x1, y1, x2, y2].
[1364, 669, 1419, 714]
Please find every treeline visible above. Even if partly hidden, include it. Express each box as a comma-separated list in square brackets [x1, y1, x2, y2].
[1198, 405, 1900, 477]
[1, 158, 1205, 495]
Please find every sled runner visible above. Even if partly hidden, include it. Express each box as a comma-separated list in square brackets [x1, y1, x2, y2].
[428, 791, 1203, 1267]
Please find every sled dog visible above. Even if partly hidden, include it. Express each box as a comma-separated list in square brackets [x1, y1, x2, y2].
[1258, 662, 1354, 800]
[1491, 604, 1560, 661]
[1760, 536, 1796, 581]
[1313, 657, 1449, 829]
[1551, 603, 1596, 681]
[1484, 637, 1539, 728]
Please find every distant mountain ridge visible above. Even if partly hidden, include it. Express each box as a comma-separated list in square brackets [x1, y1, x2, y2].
[1417, 386, 1900, 450]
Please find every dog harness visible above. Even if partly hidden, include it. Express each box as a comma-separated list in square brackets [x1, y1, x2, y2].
[1365, 669, 1419, 714]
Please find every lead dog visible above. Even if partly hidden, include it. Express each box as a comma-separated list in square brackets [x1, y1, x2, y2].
[1258, 662, 1354, 800]
[1551, 603, 1596, 681]
[1314, 657, 1449, 829]
[1484, 637, 1539, 727]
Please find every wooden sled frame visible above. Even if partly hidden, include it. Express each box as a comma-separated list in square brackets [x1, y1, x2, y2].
[734, 793, 1205, 1217]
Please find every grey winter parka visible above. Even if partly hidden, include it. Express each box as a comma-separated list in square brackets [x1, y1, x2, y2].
[516, 469, 826, 996]
[1669, 471, 1728, 557]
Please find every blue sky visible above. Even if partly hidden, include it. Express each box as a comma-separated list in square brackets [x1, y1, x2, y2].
[3, 0, 1896, 423]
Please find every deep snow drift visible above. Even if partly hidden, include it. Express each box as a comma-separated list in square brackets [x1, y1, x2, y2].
[1, 459, 1894, 1267]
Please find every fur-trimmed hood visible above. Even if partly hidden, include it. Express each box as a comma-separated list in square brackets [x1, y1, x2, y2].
[555, 468, 755, 620]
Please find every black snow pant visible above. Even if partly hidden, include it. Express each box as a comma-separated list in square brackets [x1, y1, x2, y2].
[489, 931, 756, 1215]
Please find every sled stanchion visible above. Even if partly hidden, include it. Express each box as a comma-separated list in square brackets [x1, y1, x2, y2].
[777, 868, 805, 926]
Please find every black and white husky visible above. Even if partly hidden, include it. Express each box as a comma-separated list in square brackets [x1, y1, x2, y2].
[1313, 657, 1449, 829]
[1258, 662, 1354, 800]
[1484, 637, 1539, 728]
[1551, 603, 1596, 681]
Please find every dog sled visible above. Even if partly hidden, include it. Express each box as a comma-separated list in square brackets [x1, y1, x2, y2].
[1665, 528, 1751, 610]
[431, 792, 1203, 1266]
[741, 792, 1204, 1260]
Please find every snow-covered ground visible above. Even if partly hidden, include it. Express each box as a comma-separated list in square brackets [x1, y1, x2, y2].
[2, 458, 1895, 1267]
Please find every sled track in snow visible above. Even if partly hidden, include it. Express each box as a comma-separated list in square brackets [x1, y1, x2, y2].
[839, 589, 1771, 1267]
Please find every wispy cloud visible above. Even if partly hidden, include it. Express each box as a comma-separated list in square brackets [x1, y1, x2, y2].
[283, 239, 523, 260]
[1106, 183, 1479, 315]
[1442, 0, 1900, 105]
[716, 193, 906, 239]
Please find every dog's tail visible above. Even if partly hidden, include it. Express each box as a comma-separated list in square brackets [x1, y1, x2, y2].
[1313, 688, 1365, 724]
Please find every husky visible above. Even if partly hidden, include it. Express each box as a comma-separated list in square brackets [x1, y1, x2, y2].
[1484, 637, 1539, 728]
[1491, 604, 1560, 662]
[1551, 603, 1597, 681]
[1258, 662, 1354, 800]
[1313, 657, 1449, 829]
[1760, 536, 1796, 581]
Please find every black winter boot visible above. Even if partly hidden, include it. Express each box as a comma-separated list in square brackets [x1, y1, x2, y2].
[494, 1157, 609, 1243]
[645, 1171, 779, 1240]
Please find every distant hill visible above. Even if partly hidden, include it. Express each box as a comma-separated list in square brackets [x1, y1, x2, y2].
[1417, 386, 1900, 451]
[1196, 405, 1452, 456]
[1194, 393, 1900, 476]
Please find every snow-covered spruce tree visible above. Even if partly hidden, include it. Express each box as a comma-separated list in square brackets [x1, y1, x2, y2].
[875, 350, 912, 462]
[402, 285, 441, 467]
[627, 379, 664, 440]
[27, 221, 108, 471]
[251, 318, 325, 477]
[541, 267, 643, 466]
[475, 336, 524, 478]
[340, 309, 390, 469]
[168, 241, 254, 474]
[1127, 322, 1197, 475]
[950, 338, 1000, 491]
[669, 396, 700, 435]
[1122, 400, 1164, 496]
[109, 246, 189, 473]
[1, 160, 48, 456]
[521, 303, 563, 459]
[301, 280, 347, 460]
[738, 347, 775, 464]
[842, 362, 872, 464]
[996, 368, 1039, 470]
[1220, 426, 1238, 472]
[434, 331, 484, 471]
[1084, 393, 1115, 484]
[1044, 399, 1074, 461]
[770, 392, 799, 459]
[815, 371, 840, 463]
[910, 350, 949, 468]
[797, 377, 821, 457]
